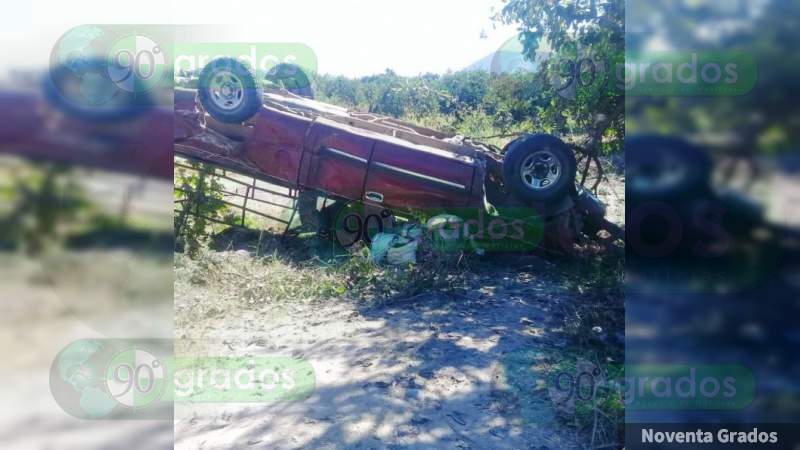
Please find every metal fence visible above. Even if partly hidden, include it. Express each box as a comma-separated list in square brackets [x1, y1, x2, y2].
[173, 156, 300, 238]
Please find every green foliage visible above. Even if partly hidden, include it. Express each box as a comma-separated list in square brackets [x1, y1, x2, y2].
[176, 232, 470, 307]
[496, 0, 625, 154]
[627, 0, 800, 155]
[0, 164, 90, 253]
[311, 70, 549, 148]
[334, 238, 469, 302]
[174, 3, 625, 157]
[220, 210, 260, 230]
[439, 71, 491, 112]
[177, 248, 345, 304]
[174, 160, 230, 257]
[264, 62, 312, 92]
[314, 69, 441, 117]
[545, 349, 625, 447]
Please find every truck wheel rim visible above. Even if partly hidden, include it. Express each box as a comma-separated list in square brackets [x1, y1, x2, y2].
[208, 72, 244, 110]
[521, 150, 561, 190]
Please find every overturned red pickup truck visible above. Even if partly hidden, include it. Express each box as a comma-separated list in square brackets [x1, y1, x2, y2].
[175, 58, 618, 250]
[1, 57, 618, 251]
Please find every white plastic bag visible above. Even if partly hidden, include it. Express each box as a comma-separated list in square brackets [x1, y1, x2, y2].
[370, 232, 398, 263]
[370, 228, 420, 265]
[386, 236, 418, 265]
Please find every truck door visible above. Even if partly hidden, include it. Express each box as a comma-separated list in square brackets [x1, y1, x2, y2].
[300, 118, 374, 201]
[363, 139, 476, 209]
[243, 107, 311, 185]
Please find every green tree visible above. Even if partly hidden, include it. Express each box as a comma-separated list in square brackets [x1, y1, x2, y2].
[497, 0, 625, 154]
[440, 71, 491, 113]
[626, 0, 800, 156]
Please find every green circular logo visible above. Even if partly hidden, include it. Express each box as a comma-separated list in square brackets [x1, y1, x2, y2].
[105, 348, 166, 409]
[106, 34, 166, 94]
[332, 202, 395, 247]
[48, 25, 166, 110]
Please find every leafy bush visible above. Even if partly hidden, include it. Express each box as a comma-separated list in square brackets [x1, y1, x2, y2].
[0, 163, 90, 253]
[174, 160, 230, 257]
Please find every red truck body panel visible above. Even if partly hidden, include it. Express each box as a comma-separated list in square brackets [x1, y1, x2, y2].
[174, 88, 488, 210]
[244, 106, 310, 185]
[0, 89, 173, 180]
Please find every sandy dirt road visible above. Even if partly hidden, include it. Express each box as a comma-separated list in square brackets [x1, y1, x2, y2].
[174, 258, 611, 450]
[173, 173, 624, 449]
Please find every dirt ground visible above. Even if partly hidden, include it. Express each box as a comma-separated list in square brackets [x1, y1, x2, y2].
[0, 162, 623, 449]
[0, 172, 174, 450]
[0, 250, 173, 450]
[173, 174, 625, 450]
[175, 261, 589, 449]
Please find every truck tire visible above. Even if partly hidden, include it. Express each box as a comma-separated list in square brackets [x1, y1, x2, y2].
[502, 134, 577, 203]
[298, 190, 324, 232]
[43, 58, 153, 121]
[198, 57, 262, 123]
[297, 191, 342, 238]
[298, 192, 394, 247]
[265, 63, 315, 99]
[626, 135, 712, 201]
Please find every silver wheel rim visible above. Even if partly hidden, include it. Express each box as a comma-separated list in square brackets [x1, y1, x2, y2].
[520, 150, 562, 190]
[208, 71, 244, 110]
[630, 155, 688, 192]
